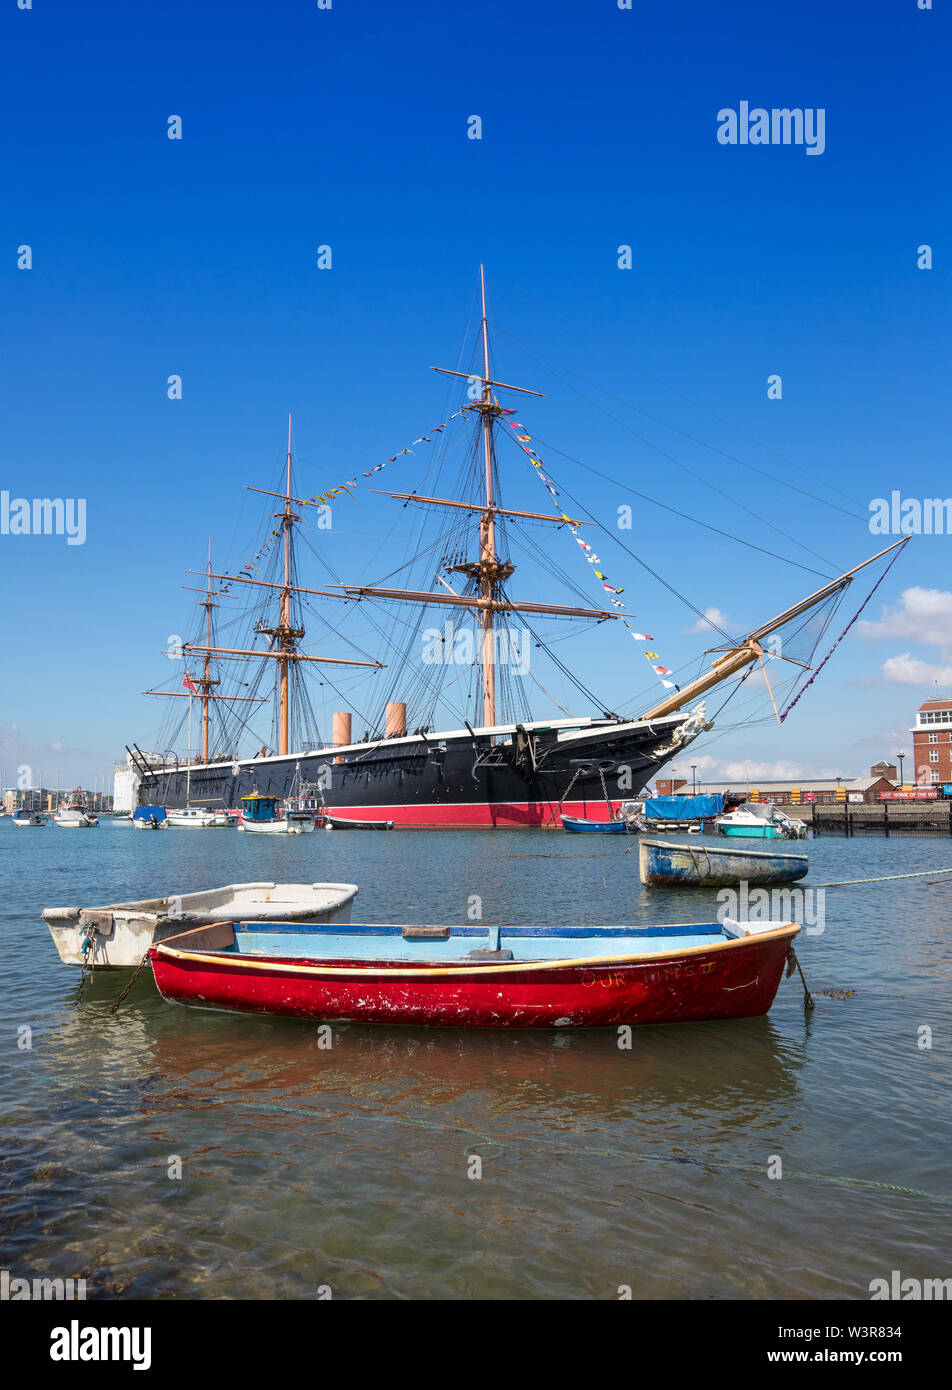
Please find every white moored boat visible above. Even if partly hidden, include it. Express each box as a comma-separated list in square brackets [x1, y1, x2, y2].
[167, 807, 219, 828]
[52, 789, 98, 828]
[42, 880, 360, 968]
[12, 809, 47, 827]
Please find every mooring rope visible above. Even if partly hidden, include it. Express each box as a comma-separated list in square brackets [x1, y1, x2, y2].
[811, 866, 952, 888]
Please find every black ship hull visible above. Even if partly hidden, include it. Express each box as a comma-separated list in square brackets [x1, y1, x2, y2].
[136, 713, 703, 828]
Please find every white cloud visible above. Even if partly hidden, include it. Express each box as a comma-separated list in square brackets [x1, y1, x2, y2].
[881, 652, 952, 687]
[858, 587, 952, 658]
[673, 753, 844, 781]
[852, 725, 913, 752]
[685, 606, 732, 636]
[719, 760, 809, 781]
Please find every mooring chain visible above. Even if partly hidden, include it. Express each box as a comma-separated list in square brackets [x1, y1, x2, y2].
[76, 922, 96, 1002]
[787, 947, 816, 1011]
[110, 950, 152, 1016]
[598, 766, 613, 816]
[543, 767, 583, 827]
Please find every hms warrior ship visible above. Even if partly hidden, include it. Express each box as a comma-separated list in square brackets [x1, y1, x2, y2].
[133, 270, 906, 827]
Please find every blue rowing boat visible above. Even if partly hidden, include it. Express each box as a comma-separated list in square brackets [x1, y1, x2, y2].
[638, 837, 809, 887]
[561, 815, 629, 834]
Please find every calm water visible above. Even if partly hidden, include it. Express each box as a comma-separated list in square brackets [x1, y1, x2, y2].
[1, 822, 950, 1300]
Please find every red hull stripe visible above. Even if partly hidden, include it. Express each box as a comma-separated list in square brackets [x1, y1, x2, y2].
[321, 799, 623, 828]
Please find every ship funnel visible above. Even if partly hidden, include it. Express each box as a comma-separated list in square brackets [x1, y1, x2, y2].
[332, 712, 352, 747]
[386, 702, 407, 739]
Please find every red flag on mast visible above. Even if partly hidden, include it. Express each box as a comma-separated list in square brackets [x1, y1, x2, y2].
[182, 671, 198, 694]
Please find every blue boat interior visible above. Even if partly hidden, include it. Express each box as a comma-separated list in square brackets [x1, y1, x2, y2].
[241, 795, 281, 823]
[214, 921, 733, 964]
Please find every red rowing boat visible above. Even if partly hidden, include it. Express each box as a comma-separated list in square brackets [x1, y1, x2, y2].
[149, 919, 801, 1029]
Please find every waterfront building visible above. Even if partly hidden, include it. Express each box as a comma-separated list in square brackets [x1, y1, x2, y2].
[910, 699, 952, 788]
[656, 764, 898, 805]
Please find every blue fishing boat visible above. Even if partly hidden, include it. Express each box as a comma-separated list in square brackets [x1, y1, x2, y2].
[561, 815, 629, 834]
[132, 804, 167, 830]
[638, 837, 808, 888]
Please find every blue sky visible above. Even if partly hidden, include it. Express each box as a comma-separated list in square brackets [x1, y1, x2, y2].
[1, 0, 950, 789]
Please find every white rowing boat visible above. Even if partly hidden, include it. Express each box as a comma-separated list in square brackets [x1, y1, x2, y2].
[42, 880, 359, 968]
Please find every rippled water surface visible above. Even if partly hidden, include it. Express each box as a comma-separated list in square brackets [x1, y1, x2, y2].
[1, 822, 950, 1299]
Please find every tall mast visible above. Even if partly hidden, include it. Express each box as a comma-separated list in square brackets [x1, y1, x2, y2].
[201, 540, 214, 762]
[477, 266, 498, 725]
[280, 413, 292, 754]
[252, 414, 304, 756]
[185, 689, 192, 804]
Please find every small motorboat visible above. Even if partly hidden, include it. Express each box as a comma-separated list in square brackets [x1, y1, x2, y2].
[318, 813, 395, 831]
[132, 804, 168, 830]
[42, 880, 359, 968]
[715, 802, 807, 840]
[638, 837, 809, 888]
[150, 916, 801, 1028]
[167, 806, 219, 828]
[52, 789, 98, 828]
[281, 764, 321, 830]
[11, 809, 46, 827]
[237, 792, 312, 833]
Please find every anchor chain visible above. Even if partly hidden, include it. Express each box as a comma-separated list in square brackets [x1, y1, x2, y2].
[543, 767, 583, 827]
[110, 950, 153, 1015]
[598, 766, 613, 817]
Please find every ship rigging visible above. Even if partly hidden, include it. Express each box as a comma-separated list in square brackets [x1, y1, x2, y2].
[134, 269, 908, 827]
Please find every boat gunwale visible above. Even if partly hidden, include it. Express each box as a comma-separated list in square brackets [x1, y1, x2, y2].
[41, 881, 360, 923]
[639, 837, 808, 863]
[151, 921, 801, 978]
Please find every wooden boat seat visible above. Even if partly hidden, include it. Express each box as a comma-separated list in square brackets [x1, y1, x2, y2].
[402, 925, 450, 940]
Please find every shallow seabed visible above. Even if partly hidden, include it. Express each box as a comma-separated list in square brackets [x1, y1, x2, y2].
[1, 824, 950, 1299]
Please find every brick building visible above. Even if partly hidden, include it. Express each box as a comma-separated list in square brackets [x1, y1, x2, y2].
[911, 699, 952, 787]
[655, 763, 897, 805]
